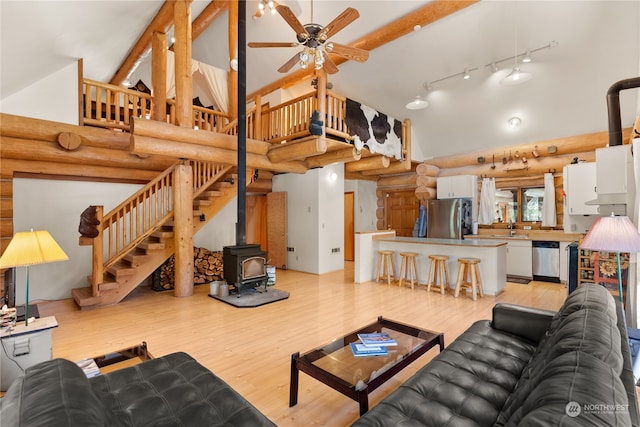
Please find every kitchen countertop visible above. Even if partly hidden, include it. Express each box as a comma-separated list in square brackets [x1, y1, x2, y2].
[468, 231, 581, 242]
[376, 236, 507, 247]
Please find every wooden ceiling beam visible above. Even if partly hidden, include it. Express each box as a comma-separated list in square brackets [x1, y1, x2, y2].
[110, 0, 228, 87]
[248, 0, 479, 100]
[110, 2, 175, 86]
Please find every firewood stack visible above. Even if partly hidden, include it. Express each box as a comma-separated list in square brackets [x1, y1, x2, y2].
[154, 247, 224, 291]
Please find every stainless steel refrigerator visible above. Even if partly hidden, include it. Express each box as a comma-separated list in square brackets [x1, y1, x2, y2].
[426, 198, 473, 239]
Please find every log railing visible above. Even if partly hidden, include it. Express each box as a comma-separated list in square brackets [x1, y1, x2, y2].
[263, 91, 317, 143]
[166, 99, 230, 133]
[83, 79, 152, 130]
[82, 78, 405, 163]
[92, 160, 228, 296]
[325, 91, 351, 140]
[83, 79, 230, 133]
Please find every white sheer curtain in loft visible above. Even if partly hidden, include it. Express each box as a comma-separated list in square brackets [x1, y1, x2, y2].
[165, 50, 229, 113]
[542, 173, 557, 227]
[478, 177, 496, 225]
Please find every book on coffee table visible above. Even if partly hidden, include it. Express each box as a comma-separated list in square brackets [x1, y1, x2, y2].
[357, 332, 397, 347]
[350, 342, 389, 357]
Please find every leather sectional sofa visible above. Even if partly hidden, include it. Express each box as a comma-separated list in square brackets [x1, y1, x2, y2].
[352, 283, 640, 426]
[0, 351, 275, 426]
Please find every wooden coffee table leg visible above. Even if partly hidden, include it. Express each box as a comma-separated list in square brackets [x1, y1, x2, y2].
[289, 352, 300, 407]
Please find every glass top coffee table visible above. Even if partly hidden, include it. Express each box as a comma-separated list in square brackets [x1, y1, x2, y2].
[289, 316, 444, 415]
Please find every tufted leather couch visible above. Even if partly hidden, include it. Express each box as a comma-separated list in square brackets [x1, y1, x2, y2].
[0, 351, 275, 426]
[352, 283, 640, 426]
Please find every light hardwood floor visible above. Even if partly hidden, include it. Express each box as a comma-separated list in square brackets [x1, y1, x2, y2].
[38, 263, 568, 426]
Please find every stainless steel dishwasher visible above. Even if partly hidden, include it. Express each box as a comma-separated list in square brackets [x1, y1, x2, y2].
[532, 241, 560, 283]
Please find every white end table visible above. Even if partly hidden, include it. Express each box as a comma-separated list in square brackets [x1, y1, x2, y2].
[1, 316, 58, 391]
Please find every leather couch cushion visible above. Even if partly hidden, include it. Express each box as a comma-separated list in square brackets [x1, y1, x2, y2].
[495, 308, 623, 426]
[351, 320, 536, 427]
[89, 352, 275, 427]
[548, 284, 616, 334]
[503, 351, 632, 427]
[0, 358, 106, 427]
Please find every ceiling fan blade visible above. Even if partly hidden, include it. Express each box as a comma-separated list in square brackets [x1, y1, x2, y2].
[325, 43, 369, 63]
[248, 42, 299, 48]
[276, 5, 308, 39]
[318, 7, 359, 40]
[278, 52, 302, 73]
[322, 54, 339, 74]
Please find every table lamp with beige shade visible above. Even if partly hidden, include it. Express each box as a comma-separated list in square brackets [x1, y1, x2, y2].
[0, 230, 68, 326]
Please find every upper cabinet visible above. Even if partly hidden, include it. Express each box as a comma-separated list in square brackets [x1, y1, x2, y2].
[564, 163, 599, 215]
[436, 175, 477, 199]
[595, 145, 634, 199]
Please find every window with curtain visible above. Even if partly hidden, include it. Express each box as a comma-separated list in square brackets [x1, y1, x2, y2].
[492, 186, 545, 223]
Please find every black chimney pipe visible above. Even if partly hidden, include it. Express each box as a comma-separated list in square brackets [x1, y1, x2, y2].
[236, 0, 247, 246]
[606, 77, 640, 147]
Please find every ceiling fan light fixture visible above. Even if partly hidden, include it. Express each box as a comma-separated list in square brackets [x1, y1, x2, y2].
[405, 96, 428, 110]
[463, 68, 471, 80]
[501, 67, 532, 85]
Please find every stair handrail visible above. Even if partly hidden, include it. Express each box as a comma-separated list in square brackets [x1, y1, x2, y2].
[99, 160, 228, 273]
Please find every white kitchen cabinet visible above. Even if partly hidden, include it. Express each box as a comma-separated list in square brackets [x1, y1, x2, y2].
[506, 240, 532, 278]
[564, 163, 599, 215]
[437, 175, 477, 199]
[596, 145, 633, 196]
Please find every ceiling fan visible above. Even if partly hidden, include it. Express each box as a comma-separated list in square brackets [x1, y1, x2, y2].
[248, 1, 369, 74]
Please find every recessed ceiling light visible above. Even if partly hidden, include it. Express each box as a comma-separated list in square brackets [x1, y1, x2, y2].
[508, 117, 522, 128]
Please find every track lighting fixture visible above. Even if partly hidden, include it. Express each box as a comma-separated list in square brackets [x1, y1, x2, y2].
[419, 41, 557, 92]
[501, 67, 532, 86]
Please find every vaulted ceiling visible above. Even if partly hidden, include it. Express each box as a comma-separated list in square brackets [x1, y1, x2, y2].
[2, 1, 639, 160]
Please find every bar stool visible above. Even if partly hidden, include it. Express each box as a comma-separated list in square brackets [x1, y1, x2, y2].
[399, 252, 419, 289]
[427, 255, 450, 294]
[376, 250, 396, 285]
[454, 257, 484, 301]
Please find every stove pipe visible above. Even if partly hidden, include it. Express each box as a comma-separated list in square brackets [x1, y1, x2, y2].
[606, 77, 640, 147]
[236, 0, 247, 246]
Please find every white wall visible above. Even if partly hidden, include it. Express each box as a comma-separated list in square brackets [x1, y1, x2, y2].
[1, 61, 79, 124]
[193, 196, 237, 250]
[318, 164, 344, 274]
[12, 178, 142, 303]
[273, 164, 344, 274]
[345, 179, 378, 232]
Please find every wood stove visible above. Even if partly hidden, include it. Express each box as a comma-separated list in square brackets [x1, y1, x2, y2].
[223, 244, 268, 294]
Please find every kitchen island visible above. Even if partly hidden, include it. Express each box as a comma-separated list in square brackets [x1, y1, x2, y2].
[355, 232, 508, 296]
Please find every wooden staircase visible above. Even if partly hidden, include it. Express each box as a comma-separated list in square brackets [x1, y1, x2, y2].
[72, 161, 238, 309]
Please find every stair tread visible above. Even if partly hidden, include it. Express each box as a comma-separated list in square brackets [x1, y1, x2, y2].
[71, 287, 101, 307]
[201, 190, 224, 197]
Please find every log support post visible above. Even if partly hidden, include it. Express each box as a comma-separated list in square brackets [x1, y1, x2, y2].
[173, 163, 194, 297]
[173, 0, 193, 128]
[91, 206, 104, 297]
[254, 94, 262, 141]
[151, 31, 167, 122]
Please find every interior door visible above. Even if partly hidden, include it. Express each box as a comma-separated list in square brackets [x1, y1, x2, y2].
[385, 190, 419, 237]
[267, 192, 287, 269]
[344, 192, 354, 261]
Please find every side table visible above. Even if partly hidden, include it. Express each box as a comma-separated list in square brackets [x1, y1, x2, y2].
[0, 316, 58, 391]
